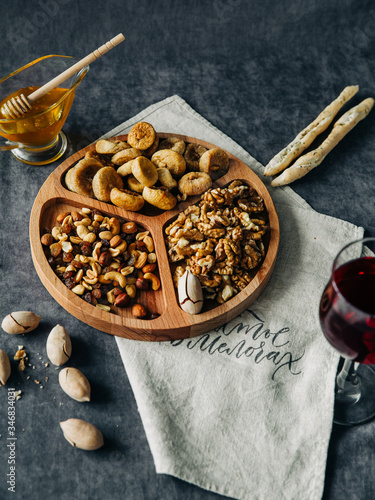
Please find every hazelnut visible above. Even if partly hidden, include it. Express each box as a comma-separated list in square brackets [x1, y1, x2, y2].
[132, 304, 147, 318]
[135, 277, 149, 291]
[41, 233, 54, 246]
[114, 293, 130, 308]
[50, 242, 62, 257]
[98, 251, 112, 267]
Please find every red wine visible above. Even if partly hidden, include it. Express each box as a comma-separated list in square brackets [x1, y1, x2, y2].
[319, 257, 375, 364]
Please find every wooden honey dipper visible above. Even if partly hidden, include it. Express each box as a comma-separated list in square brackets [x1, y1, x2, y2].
[1, 33, 125, 119]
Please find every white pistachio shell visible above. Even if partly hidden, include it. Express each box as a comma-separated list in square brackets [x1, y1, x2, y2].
[178, 269, 204, 315]
[1, 311, 41, 334]
[59, 367, 91, 402]
[0, 349, 11, 386]
[60, 418, 104, 450]
[46, 324, 72, 366]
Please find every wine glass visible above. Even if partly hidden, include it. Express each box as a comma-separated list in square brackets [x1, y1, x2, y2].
[319, 236, 375, 425]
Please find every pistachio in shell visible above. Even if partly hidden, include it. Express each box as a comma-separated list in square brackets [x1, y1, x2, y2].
[1, 311, 41, 334]
[0, 349, 11, 386]
[46, 324, 72, 366]
[59, 367, 91, 402]
[60, 418, 104, 450]
[178, 269, 204, 314]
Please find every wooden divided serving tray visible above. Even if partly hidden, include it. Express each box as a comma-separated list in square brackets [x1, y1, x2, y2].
[29, 133, 280, 341]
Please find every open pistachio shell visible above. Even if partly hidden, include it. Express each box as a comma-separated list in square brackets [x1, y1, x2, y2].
[178, 269, 204, 315]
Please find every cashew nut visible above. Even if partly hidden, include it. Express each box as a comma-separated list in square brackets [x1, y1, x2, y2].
[125, 284, 136, 298]
[143, 272, 161, 290]
[134, 252, 148, 269]
[120, 266, 134, 276]
[83, 275, 98, 286]
[98, 275, 112, 285]
[92, 242, 102, 261]
[109, 217, 121, 236]
[106, 289, 116, 304]
[104, 271, 127, 289]
[143, 235, 154, 253]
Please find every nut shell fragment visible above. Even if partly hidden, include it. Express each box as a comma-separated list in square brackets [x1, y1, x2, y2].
[0, 350, 11, 386]
[60, 418, 104, 451]
[58, 367, 91, 402]
[46, 324, 72, 366]
[1, 311, 41, 334]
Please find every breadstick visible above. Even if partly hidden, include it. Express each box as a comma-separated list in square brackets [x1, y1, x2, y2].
[270, 97, 374, 187]
[264, 85, 359, 176]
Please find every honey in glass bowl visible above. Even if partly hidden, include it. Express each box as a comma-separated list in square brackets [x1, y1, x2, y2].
[0, 86, 75, 146]
[0, 55, 88, 165]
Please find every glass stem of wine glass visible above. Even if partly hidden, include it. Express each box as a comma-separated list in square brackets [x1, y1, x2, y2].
[335, 358, 361, 405]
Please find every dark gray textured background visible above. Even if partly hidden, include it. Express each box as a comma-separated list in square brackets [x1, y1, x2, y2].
[1, 0, 375, 499]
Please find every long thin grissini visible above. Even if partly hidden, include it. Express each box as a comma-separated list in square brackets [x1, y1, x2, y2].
[264, 85, 359, 176]
[270, 97, 374, 186]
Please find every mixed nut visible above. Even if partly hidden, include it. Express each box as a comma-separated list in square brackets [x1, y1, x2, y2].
[41, 207, 160, 319]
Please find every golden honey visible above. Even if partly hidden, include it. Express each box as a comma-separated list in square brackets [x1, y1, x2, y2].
[0, 86, 75, 146]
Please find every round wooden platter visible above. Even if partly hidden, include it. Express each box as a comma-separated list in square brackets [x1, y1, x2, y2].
[29, 133, 280, 342]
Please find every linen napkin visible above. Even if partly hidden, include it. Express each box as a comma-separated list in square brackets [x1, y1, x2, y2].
[101, 96, 363, 500]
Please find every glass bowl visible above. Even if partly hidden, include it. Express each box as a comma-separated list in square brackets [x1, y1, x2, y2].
[0, 55, 88, 165]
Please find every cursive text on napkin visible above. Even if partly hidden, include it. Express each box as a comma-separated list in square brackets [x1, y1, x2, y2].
[170, 310, 305, 380]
